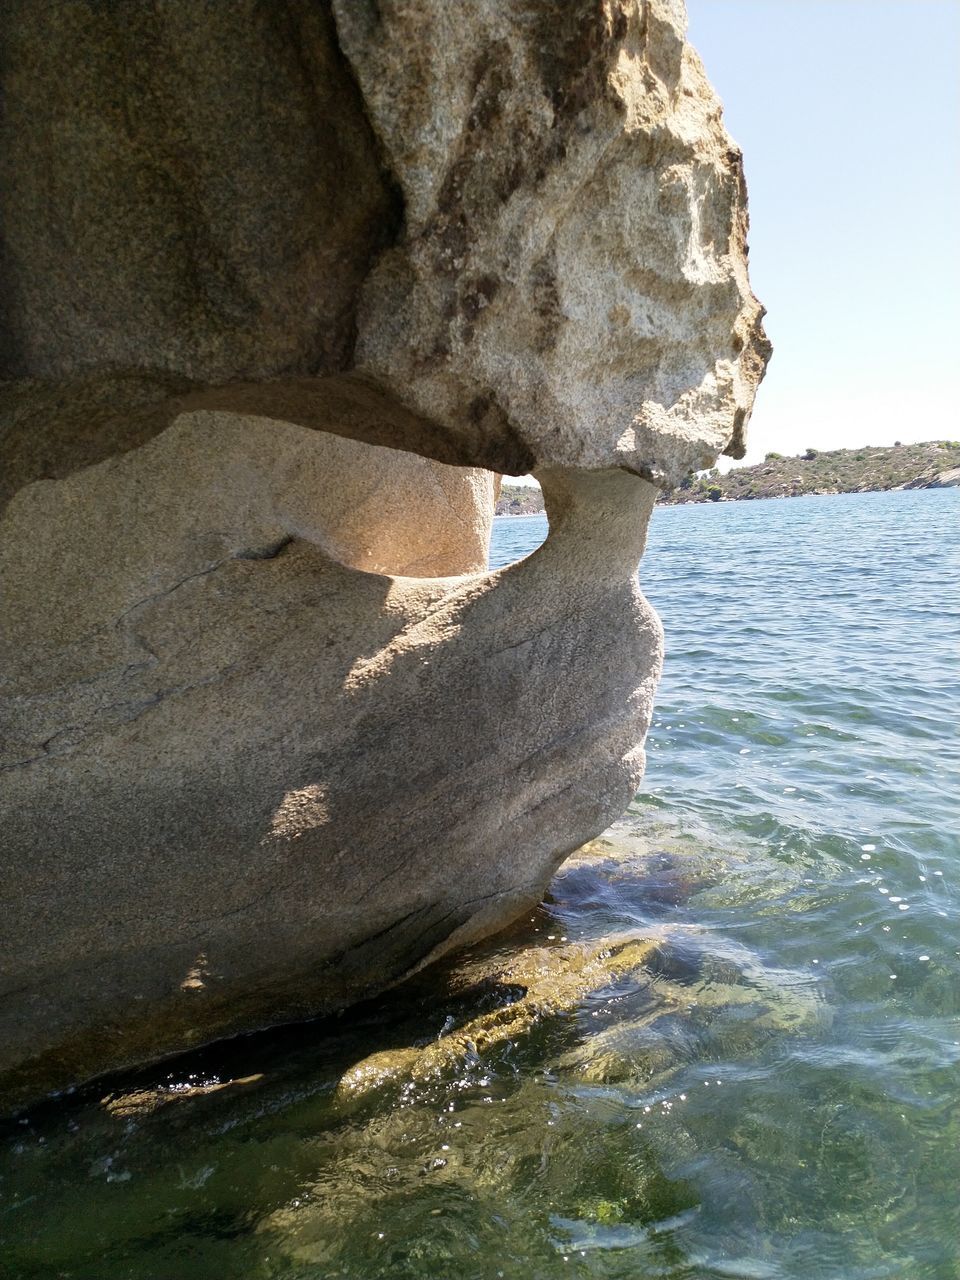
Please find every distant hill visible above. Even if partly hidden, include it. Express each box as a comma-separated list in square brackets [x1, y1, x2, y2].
[496, 483, 545, 515]
[660, 440, 960, 504]
[493, 442, 960, 514]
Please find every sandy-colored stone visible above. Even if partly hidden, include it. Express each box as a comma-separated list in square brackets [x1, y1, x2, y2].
[1, 444, 661, 1109]
[0, 0, 768, 1110]
[0, 0, 396, 385]
[334, 0, 770, 483]
[2, 1, 767, 493]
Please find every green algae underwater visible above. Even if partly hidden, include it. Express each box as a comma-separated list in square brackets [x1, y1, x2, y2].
[2, 488, 958, 1280]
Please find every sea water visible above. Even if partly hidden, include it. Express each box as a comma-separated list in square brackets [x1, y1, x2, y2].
[2, 489, 958, 1279]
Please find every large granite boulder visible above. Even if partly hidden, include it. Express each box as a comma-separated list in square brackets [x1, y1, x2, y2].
[0, 0, 767, 1110]
[1, 447, 659, 1109]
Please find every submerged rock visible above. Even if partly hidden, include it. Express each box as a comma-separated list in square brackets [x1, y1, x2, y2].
[335, 932, 663, 1106]
[0, 0, 767, 1110]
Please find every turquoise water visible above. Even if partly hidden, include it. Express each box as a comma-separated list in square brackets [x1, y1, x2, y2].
[3, 489, 958, 1279]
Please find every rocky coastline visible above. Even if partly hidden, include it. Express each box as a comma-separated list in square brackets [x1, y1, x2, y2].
[660, 440, 960, 504]
[496, 442, 960, 515]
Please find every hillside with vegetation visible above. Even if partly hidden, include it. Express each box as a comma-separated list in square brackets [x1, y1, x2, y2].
[496, 483, 545, 515]
[493, 443, 960, 514]
[660, 440, 960, 504]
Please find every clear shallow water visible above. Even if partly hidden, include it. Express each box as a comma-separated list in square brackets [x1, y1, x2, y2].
[3, 490, 958, 1279]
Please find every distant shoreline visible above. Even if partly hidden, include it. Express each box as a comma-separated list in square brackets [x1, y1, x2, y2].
[495, 485, 959, 520]
[662, 486, 959, 507]
[493, 443, 960, 515]
[658, 440, 960, 505]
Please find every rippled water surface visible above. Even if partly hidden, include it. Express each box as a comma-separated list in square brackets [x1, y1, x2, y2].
[3, 490, 958, 1279]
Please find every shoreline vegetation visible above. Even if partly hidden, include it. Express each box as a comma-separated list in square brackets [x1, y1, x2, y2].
[494, 441, 960, 514]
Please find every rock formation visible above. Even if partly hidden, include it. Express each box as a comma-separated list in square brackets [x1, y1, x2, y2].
[0, 0, 768, 1111]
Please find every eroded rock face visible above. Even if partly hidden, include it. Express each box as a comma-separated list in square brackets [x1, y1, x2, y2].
[1, 452, 660, 1108]
[0, 0, 397, 384]
[334, 0, 770, 482]
[1, 0, 767, 490]
[0, 0, 766, 1109]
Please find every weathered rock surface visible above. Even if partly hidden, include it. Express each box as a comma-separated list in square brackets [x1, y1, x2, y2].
[0, 0, 767, 1109]
[1, 457, 660, 1108]
[1, 0, 767, 489]
[335, 0, 770, 483]
[0, 0, 397, 385]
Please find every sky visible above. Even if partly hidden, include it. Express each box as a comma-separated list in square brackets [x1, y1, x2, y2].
[509, 0, 960, 482]
[686, 0, 960, 467]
